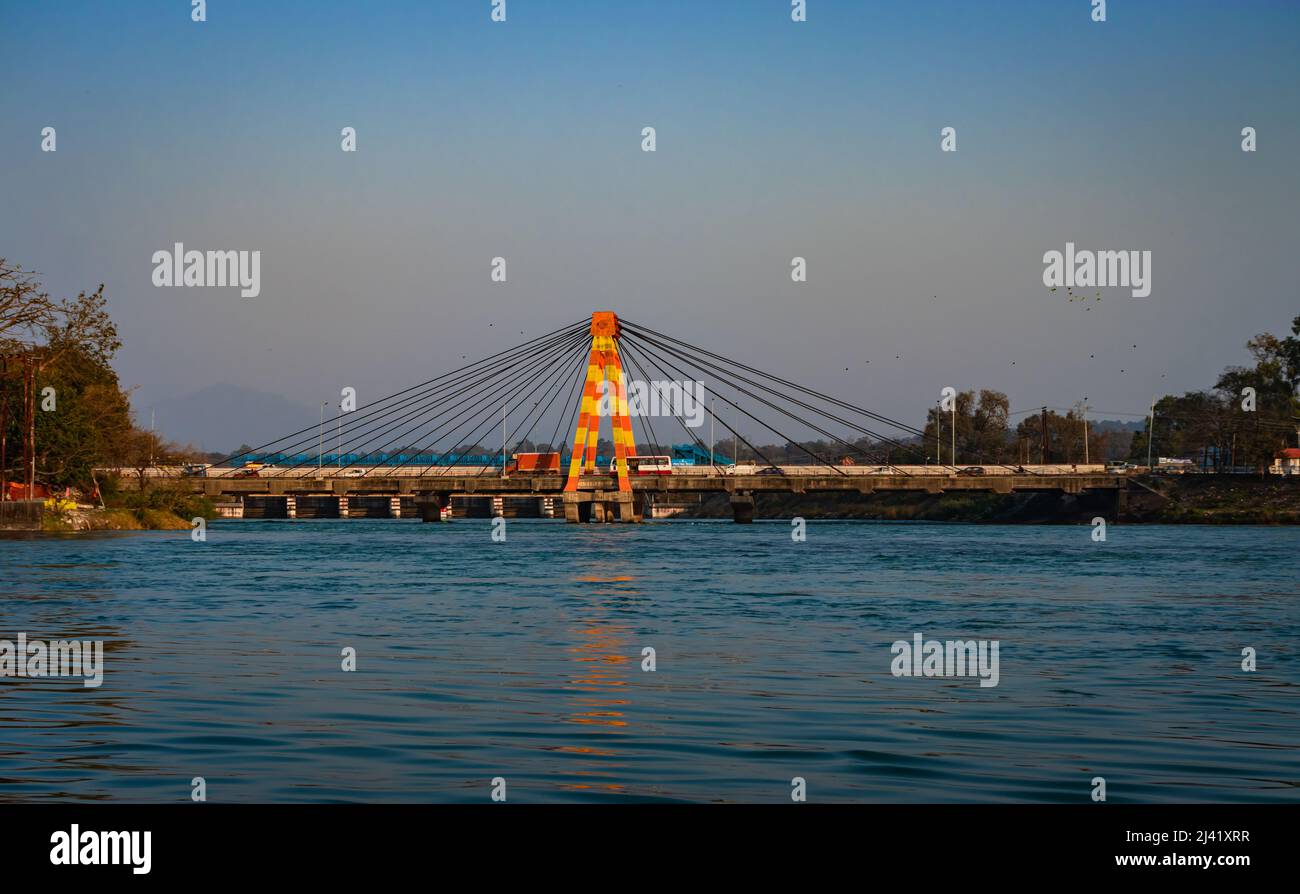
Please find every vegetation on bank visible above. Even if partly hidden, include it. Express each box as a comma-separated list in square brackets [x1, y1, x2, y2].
[39, 479, 214, 532]
[41, 506, 193, 533]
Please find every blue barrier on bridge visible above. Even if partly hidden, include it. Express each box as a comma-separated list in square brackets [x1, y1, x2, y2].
[671, 443, 734, 466]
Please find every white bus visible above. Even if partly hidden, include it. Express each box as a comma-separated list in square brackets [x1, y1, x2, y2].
[609, 456, 673, 476]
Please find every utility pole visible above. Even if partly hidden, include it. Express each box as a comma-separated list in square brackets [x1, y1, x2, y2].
[1146, 396, 1156, 471]
[25, 357, 35, 498]
[1040, 407, 1049, 465]
[1079, 401, 1090, 465]
[0, 357, 8, 500]
[936, 404, 942, 465]
[0, 356, 8, 500]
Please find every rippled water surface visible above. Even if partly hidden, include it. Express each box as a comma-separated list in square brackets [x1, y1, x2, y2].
[1, 519, 1297, 802]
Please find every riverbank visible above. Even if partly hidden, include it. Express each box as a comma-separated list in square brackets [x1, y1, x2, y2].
[39, 505, 194, 532]
[673, 475, 1300, 524]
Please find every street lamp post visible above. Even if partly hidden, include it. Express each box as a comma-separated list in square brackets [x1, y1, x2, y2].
[319, 401, 328, 475]
[709, 398, 715, 471]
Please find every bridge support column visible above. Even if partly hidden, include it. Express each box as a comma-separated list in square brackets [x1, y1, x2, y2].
[389, 496, 402, 518]
[730, 493, 755, 524]
[539, 496, 555, 518]
[491, 496, 504, 518]
[415, 494, 452, 523]
[284, 496, 296, 519]
[562, 493, 592, 524]
[614, 492, 644, 523]
[338, 496, 349, 518]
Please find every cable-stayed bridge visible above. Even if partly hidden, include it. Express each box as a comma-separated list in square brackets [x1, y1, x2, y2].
[187, 312, 1129, 523]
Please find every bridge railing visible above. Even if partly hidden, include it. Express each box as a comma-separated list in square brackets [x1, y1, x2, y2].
[161, 462, 1114, 480]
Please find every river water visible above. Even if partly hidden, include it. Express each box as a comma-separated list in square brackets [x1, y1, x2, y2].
[1, 519, 1296, 802]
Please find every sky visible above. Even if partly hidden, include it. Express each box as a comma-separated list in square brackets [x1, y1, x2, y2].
[2, 0, 1298, 450]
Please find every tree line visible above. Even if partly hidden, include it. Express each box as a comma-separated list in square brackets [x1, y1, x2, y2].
[1, 259, 194, 494]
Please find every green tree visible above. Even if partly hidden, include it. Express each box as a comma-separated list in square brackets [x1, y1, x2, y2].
[1, 260, 133, 491]
[924, 389, 1013, 464]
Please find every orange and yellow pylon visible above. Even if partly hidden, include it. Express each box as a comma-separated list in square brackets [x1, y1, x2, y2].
[564, 312, 636, 493]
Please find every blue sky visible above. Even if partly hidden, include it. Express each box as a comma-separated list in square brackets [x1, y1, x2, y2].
[2, 0, 1298, 448]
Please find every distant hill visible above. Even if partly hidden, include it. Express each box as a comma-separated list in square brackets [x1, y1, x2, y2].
[1091, 418, 1147, 434]
[140, 384, 317, 454]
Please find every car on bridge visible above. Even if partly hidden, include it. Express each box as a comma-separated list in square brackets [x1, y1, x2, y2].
[957, 466, 986, 476]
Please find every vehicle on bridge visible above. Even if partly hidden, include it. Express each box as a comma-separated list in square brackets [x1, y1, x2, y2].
[507, 452, 562, 474]
[609, 455, 672, 476]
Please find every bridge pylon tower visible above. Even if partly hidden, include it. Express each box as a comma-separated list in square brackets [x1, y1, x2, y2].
[564, 311, 636, 494]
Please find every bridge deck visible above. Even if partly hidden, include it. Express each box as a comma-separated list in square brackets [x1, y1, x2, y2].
[194, 472, 1126, 497]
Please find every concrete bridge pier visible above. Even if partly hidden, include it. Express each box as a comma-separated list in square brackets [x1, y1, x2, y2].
[559, 492, 652, 524]
[389, 496, 402, 518]
[337, 496, 349, 518]
[619, 492, 645, 523]
[562, 493, 592, 524]
[415, 493, 452, 523]
[730, 492, 755, 524]
[539, 496, 555, 518]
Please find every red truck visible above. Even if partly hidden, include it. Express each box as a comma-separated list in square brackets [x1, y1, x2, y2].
[505, 452, 562, 474]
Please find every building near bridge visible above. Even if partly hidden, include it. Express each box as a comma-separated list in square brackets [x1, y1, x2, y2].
[1269, 448, 1300, 476]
